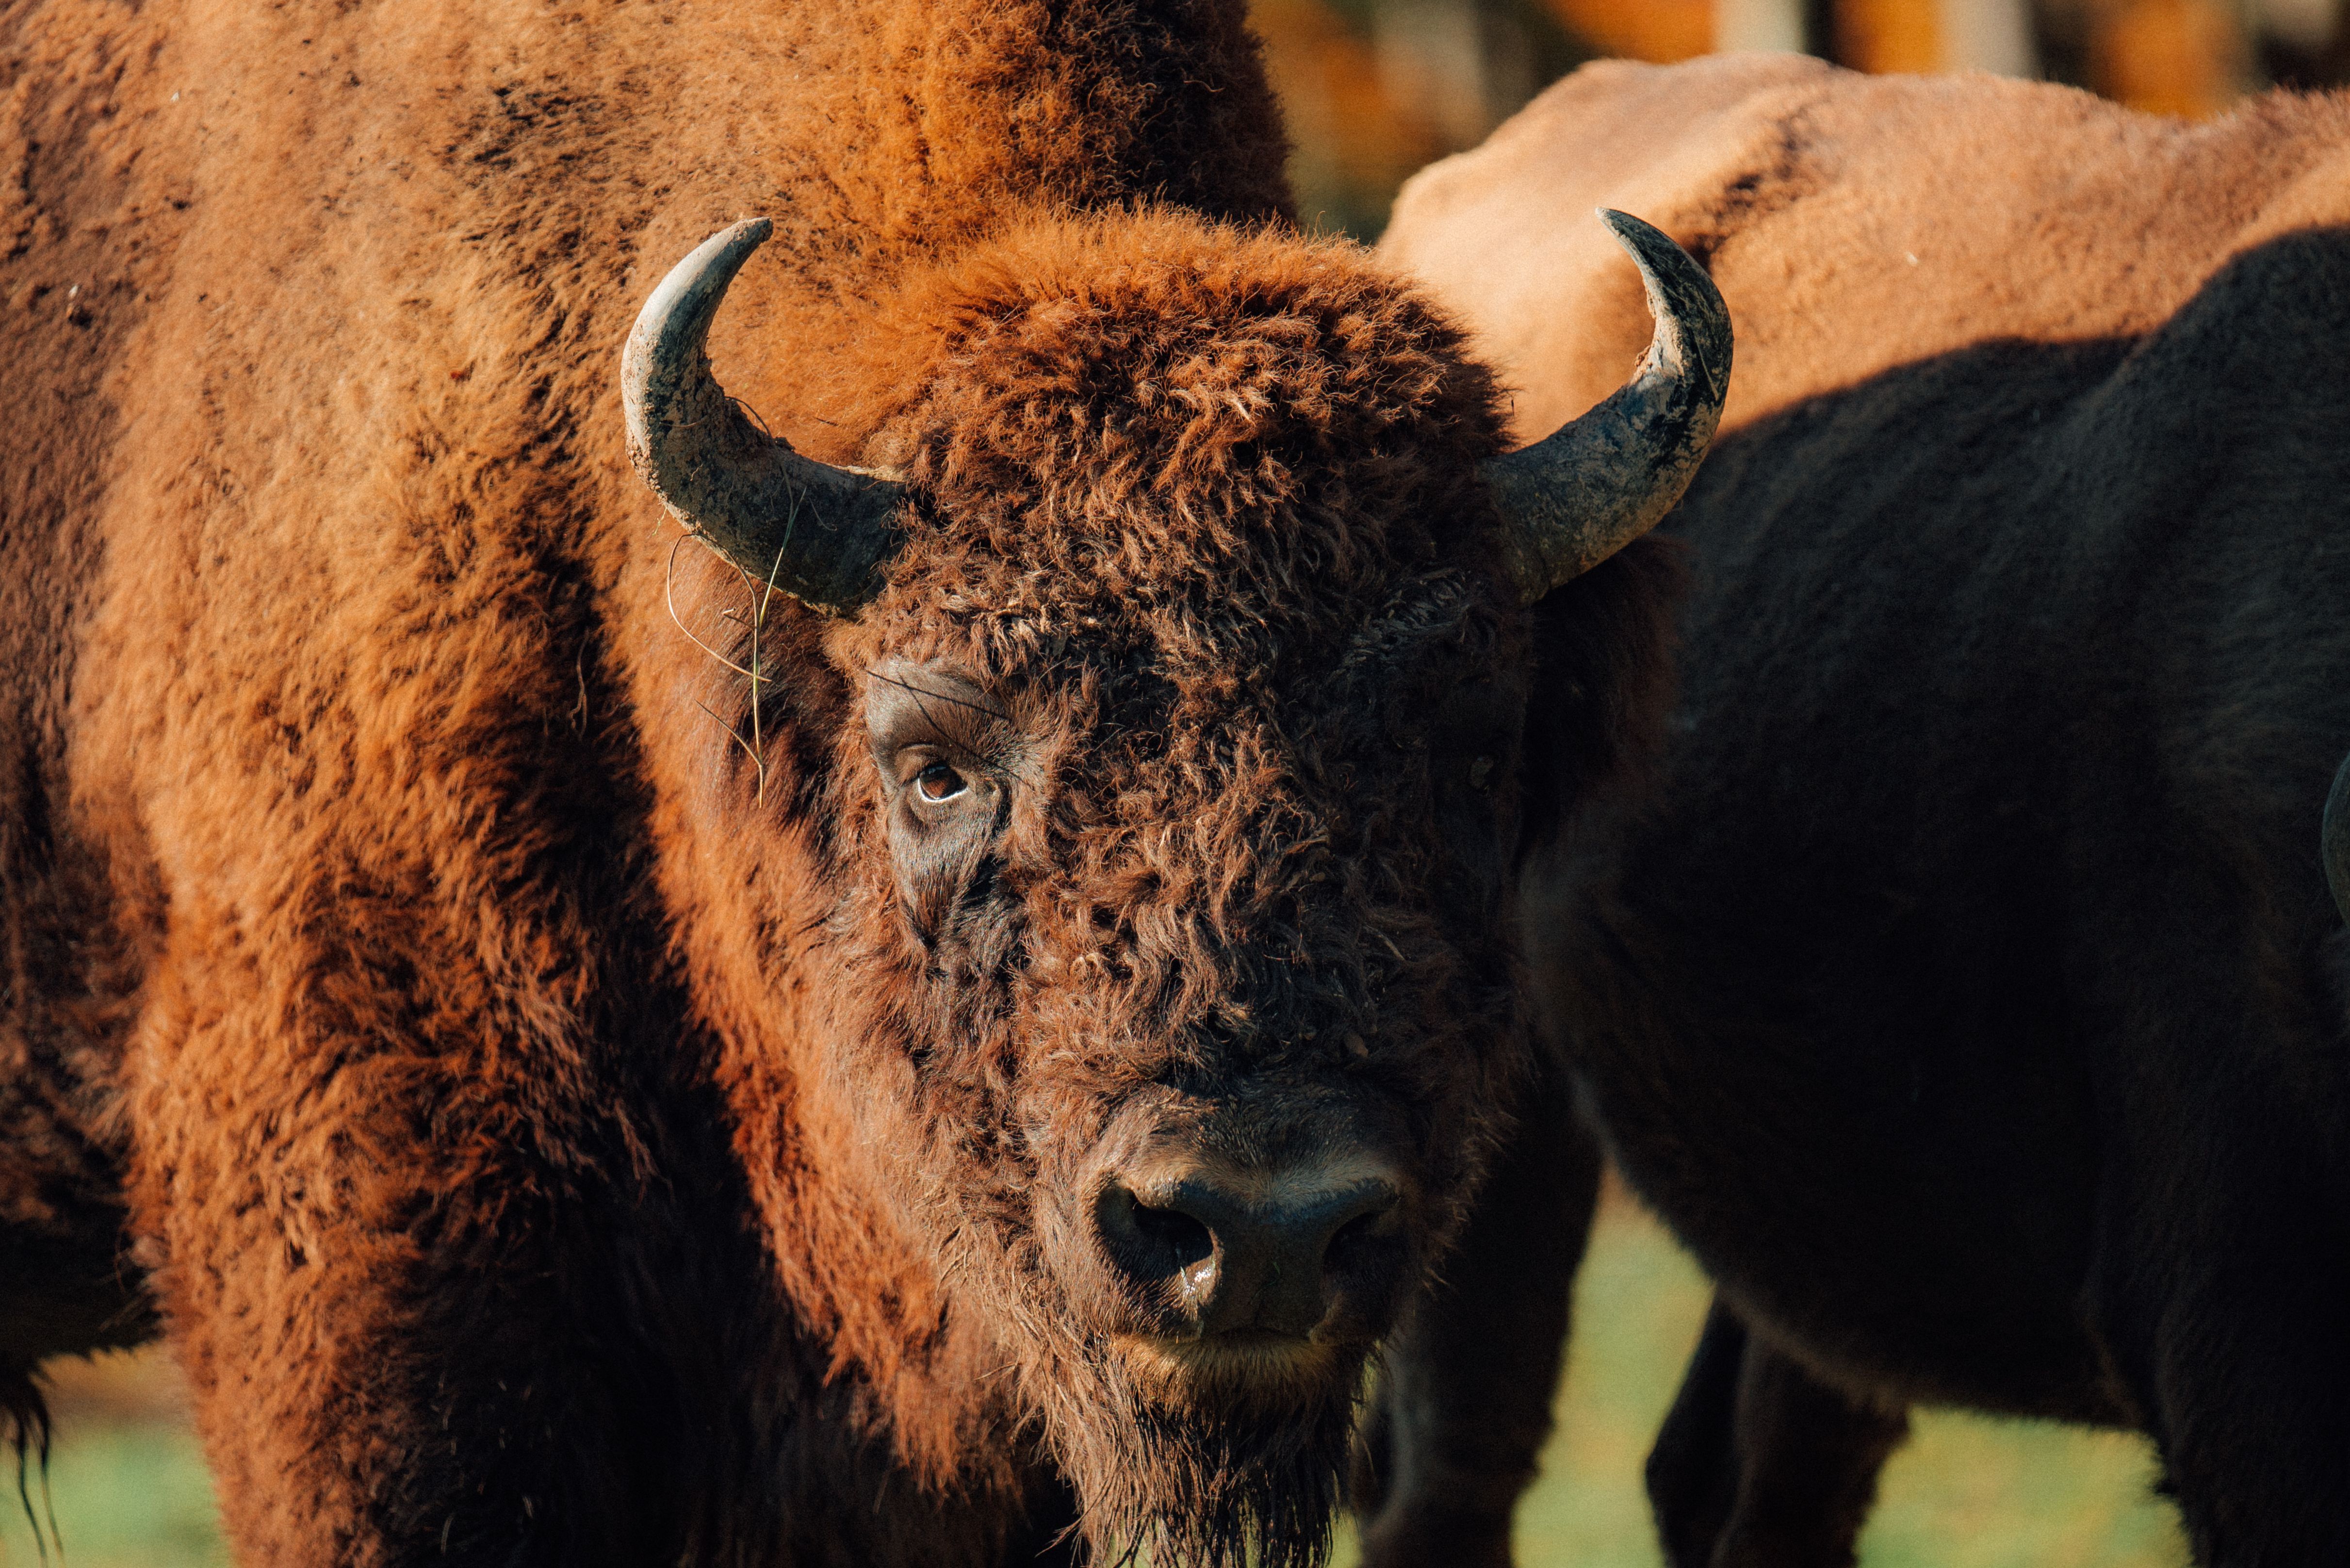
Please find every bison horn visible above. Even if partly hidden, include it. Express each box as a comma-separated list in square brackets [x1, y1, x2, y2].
[2324, 752, 2350, 925]
[621, 218, 907, 616]
[1483, 209, 1732, 603]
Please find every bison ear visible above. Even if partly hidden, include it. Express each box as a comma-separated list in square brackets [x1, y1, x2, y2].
[621, 219, 909, 616]
[2323, 751, 2350, 925]
[1483, 210, 1732, 604]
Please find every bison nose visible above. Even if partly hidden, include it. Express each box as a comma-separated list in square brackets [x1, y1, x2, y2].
[1094, 1167, 1403, 1339]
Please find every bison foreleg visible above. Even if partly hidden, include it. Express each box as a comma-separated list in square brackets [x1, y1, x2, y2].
[120, 918, 755, 1567]
[1352, 1061, 1599, 1568]
[1647, 1297, 1908, 1568]
[2085, 1155, 2350, 1567]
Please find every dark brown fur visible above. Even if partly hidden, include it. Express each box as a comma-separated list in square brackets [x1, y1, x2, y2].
[0, 3, 1677, 1564]
[1386, 55, 2350, 1568]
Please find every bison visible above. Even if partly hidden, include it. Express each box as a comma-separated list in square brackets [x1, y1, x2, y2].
[1380, 52, 2350, 1568]
[0, 2, 1730, 1564]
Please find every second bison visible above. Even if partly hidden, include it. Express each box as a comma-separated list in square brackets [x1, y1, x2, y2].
[1386, 53, 2350, 1568]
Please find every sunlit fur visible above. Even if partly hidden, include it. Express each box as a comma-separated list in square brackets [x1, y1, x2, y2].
[0, 2, 1678, 1564]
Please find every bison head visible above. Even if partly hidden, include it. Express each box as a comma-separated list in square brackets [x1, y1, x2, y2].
[623, 208, 1725, 1566]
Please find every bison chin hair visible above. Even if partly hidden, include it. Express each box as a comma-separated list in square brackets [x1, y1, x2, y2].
[1032, 1338, 1365, 1568]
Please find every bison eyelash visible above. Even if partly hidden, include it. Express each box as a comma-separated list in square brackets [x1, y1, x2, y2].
[869, 670, 1046, 789]
[865, 668, 1011, 724]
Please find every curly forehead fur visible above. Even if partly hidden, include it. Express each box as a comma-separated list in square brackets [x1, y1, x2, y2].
[852, 211, 1515, 629]
[796, 207, 1531, 1104]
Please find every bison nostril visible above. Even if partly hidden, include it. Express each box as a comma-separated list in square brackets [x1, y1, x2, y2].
[1096, 1184, 1222, 1311]
[1131, 1199, 1215, 1274]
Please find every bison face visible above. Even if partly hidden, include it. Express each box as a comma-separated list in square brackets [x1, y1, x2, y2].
[830, 579, 1528, 1568]
[626, 208, 1724, 1567]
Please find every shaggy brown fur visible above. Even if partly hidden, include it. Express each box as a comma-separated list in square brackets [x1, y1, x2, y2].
[0, 2, 1680, 1564]
[1385, 54, 2350, 1568]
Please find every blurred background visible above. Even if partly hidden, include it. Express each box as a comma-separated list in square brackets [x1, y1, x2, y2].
[1260, 0, 2350, 233]
[2, 1, 2301, 1561]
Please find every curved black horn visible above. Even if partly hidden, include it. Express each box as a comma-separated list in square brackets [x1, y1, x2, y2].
[622, 218, 907, 616]
[2324, 751, 2350, 925]
[1483, 209, 1732, 604]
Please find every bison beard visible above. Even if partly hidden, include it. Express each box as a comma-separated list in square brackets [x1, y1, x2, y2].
[1001, 1292, 1361, 1568]
[1064, 1366, 1359, 1568]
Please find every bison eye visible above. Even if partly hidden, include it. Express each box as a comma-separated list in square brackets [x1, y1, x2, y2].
[914, 761, 969, 803]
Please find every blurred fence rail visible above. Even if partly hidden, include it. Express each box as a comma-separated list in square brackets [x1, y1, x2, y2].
[1260, 0, 2350, 234]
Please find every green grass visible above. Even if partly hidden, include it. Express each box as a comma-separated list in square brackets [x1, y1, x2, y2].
[0, 1419, 225, 1568]
[1500, 1198, 2188, 1568]
[2, 1201, 2188, 1566]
